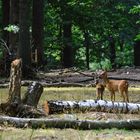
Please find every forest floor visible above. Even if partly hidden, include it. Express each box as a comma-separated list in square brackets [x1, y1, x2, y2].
[36, 67, 140, 87]
[0, 67, 140, 140]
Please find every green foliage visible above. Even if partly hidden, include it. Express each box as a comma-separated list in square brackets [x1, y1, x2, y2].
[129, 5, 140, 41]
[0, 0, 138, 70]
[129, 5, 140, 14]
[4, 25, 19, 33]
[44, 0, 139, 69]
[90, 58, 112, 71]
[135, 34, 140, 41]
[116, 46, 134, 67]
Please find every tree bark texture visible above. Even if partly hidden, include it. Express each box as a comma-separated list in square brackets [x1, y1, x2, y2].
[84, 30, 90, 70]
[2, 0, 10, 45]
[62, 19, 73, 68]
[8, 59, 22, 104]
[9, 0, 19, 54]
[19, 0, 31, 77]
[22, 82, 43, 108]
[109, 36, 116, 68]
[134, 40, 140, 66]
[0, 116, 139, 129]
[32, 0, 44, 66]
[44, 100, 140, 114]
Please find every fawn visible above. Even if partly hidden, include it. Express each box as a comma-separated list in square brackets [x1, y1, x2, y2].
[99, 71, 129, 102]
[95, 79, 105, 100]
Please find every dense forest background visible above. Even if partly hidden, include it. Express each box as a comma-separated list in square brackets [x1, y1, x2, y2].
[0, 0, 140, 77]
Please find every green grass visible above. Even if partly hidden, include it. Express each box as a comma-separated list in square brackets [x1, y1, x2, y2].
[0, 87, 140, 140]
[0, 127, 140, 140]
[0, 87, 140, 104]
[40, 87, 140, 104]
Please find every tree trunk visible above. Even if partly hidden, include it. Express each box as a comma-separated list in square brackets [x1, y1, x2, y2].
[1, 0, 10, 76]
[9, 0, 19, 55]
[109, 36, 116, 68]
[2, 0, 10, 46]
[84, 30, 90, 70]
[44, 100, 140, 114]
[62, 20, 73, 68]
[19, 0, 31, 77]
[32, 0, 44, 66]
[0, 116, 139, 129]
[134, 40, 140, 66]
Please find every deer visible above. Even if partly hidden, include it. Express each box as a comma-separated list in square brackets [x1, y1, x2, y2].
[99, 70, 129, 102]
[95, 79, 105, 100]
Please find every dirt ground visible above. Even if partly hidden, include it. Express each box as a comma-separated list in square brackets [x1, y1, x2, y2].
[37, 67, 140, 87]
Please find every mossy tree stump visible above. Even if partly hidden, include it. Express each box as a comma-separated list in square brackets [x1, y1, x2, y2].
[0, 58, 46, 118]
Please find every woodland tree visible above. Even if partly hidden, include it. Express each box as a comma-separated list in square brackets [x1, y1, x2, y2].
[134, 40, 140, 66]
[0, 0, 140, 73]
[2, 0, 10, 45]
[19, 0, 31, 76]
[32, 0, 44, 66]
[9, 0, 19, 54]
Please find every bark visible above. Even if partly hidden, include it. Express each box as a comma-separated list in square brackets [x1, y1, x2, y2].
[19, 0, 31, 77]
[134, 40, 140, 66]
[0, 116, 139, 129]
[21, 81, 91, 87]
[9, 0, 19, 54]
[109, 36, 116, 68]
[84, 30, 90, 70]
[44, 100, 140, 114]
[2, 0, 10, 46]
[62, 19, 73, 68]
[44, 82, 85, 87]
[22, 82, 43, 107]
[32, 0, 44, 66]
[8, 59, 22, 104]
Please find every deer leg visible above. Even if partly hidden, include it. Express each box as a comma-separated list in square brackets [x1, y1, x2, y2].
[113, 92, 115, 101]
[110, 92, 113, 101]
[110, 91, 115, 101]
[101, 91, 103, 100]
[121, 91, 126, 102]
[125, 90, 129, 103]
[96, 89, 100, 100]
[101, 87, 104, 100]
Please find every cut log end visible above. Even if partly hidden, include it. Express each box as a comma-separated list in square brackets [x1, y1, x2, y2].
[11, 58, 22, 68]
[43, 100, 50, 115]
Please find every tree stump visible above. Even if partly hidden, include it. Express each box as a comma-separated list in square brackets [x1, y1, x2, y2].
[22, 82, 43, 108]
[8, 58, 22, 104]
[0, 58, 46, 118]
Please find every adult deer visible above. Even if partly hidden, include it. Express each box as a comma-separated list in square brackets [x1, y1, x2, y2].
[99, 71, 129, 102]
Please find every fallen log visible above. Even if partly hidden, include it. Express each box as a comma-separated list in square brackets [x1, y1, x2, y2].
[0, 116, 139, 129]
[44, 82, 85, 87]
[43, 100, 140, 114]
